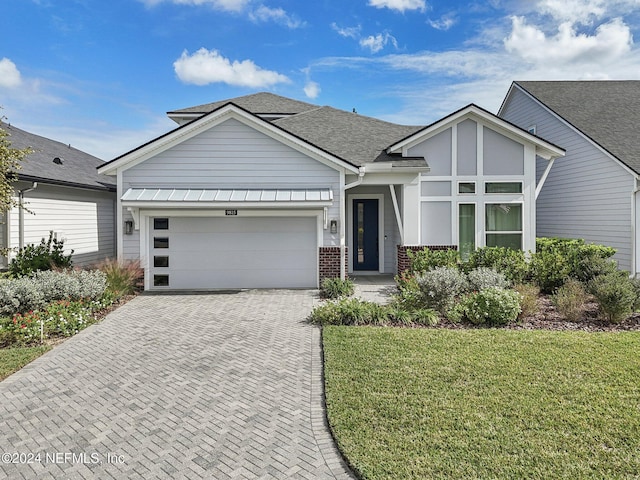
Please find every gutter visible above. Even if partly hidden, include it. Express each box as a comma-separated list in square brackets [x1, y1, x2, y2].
[18, 182, 37, 249]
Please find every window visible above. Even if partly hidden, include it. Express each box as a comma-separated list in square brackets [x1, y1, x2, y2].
[154, 256, 169, 268]
[527, 125, 536, 135]
[485, 182, 522, 194]
[485, 204, 522, 250]
[458, 204, 475, 261]
[154, 237, 169, 249]
[154, 218, 169, 230]
[458, 182, 476, 194]
[153, 275, 169, 287]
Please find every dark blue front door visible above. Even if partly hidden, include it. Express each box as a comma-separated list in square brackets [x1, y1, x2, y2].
[353, 199, 379, 271]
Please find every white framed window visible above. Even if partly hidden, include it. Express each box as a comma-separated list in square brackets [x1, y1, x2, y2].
[485, 203, 522, 250]
[485, 182, 523, 194]
[458, 181, 476, 194]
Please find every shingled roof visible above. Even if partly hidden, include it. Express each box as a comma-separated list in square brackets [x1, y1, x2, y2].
[515, 81, 640, 174]
[1, 123, 115, 191]
[168, 92, 319, 116]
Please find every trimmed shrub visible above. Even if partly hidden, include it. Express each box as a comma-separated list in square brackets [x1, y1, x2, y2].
[320, 277, 355, 299]
[588, 272, 636, 324]
[530, 249, 571, 294]
[9, 232, 73, 277]
[407, 247, 459, 274]
[309, 298, 388, 326]
[0, 277, 46, 315]
[551, 278, 588, 322]
[458, 288, 522, 326]
[513, 283, 540, 319]
[467, 267, 510, 291]
[465, 247, 529, 284]
[97, 258, 142, 298]
[416, 267, 468, 314]
[573, 254, 619, 283]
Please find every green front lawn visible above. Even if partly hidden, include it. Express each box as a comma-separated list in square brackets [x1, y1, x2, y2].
[323, 327, 640, 479]
[0, 346, 51, 381]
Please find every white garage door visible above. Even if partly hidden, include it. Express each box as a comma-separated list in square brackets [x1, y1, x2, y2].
[149, 216, 318, 289]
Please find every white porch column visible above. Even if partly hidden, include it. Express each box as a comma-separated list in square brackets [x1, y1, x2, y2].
[402, 180, 420, 245]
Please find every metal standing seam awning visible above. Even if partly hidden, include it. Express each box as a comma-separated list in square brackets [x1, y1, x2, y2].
[121, 188, 334, 206]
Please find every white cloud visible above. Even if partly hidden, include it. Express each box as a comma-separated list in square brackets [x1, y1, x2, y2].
[428, 14, 456, 31]
[331, 23, 361, 39]
[249, 5, 305, 28]
[139, 0, 250, 12]
[360, 33, 398, 53]
[367, 0, 426, 13]
[504, 16, 632, 65]
[0, 58, 22, 88]
[304, 81, 320, 99]
[173, 48, 290, 87]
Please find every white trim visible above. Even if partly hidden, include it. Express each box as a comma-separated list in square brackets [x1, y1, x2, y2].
[389, 185, 404, 245]
[347, 194, 385, 274]
[122, 201, 332, 209]
[116, 169, 123, 262]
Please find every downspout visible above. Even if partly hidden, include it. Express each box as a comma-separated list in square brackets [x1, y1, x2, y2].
[342, 167, 365, 279]
[18, 182, 37, 249]
[632, 177, 639, 278]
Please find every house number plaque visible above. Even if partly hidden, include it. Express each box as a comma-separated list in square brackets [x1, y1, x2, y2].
[225, 210, 238, 216]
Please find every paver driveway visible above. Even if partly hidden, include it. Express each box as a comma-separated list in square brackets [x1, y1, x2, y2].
[0, 290, 354, 479]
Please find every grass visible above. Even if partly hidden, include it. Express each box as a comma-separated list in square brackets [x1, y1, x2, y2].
[323, 327, 640, 479]
[0, 346, 51, 381]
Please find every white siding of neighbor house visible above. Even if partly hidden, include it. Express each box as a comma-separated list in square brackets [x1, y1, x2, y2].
[408, 117, 535, 253]
[120, 118, 342, 260]
[500, 87, 635, 271]
[7, 183, 115, 267]
[347, 185, 401, 274]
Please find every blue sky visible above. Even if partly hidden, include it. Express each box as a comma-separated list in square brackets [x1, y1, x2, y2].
[2, 0, 640, 160]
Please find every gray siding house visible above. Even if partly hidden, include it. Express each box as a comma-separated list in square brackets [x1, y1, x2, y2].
[1, 123, 116, 267]
[499, 81, 640, 274]
[99, 93, 563, 290]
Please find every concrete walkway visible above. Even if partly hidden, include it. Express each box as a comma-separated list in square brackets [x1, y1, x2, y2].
[352, 275, 397, 304]
[0, 291, 354, 479]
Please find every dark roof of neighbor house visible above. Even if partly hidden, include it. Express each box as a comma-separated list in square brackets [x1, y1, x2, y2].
[1, 122, 116, 191]
[514, 80, 640, 174]
[168, 92, 319, 116]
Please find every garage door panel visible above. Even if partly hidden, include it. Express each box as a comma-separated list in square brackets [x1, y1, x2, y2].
[150, 216, 317, 289]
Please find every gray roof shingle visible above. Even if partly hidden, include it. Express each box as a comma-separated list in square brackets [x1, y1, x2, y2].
[515, 80, 640, 174]
[1, 122, 115, 191]
[272, 106, 423, 167]
[168, 92, 319, 116]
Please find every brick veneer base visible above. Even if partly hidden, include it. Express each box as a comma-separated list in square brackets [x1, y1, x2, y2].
[319, 247, 349, 283]
[397, 245, 458, 274]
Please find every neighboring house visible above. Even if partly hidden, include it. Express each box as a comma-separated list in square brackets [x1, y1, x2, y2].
[98, 93, 564, 290]
[1, 123, 117, 267]
[499, 81, 640, 275]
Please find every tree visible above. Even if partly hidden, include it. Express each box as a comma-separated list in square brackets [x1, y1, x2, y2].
[0, 120, 32, 212]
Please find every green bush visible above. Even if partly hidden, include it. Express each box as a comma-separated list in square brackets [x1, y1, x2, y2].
[394, 272, 423, 309]
[44, 300, 99, 337]
[465, 247, 529, 284]
[551, 278, 588, 322]
[407, 247, 459, 273]
[588, 272, 636, 324]
[320, 277, 355, 299]
[513, 283, 540, 319]
[9, 232, 73, 277]
[536, 237, 616, 284]
[466, 267, 510, 291]
[530, 249, 571, 294]
[457, 288, 522, 326]
[309, 298, 388, 326]
[416, 267, 468, 314]
[97, 258, 141, 298]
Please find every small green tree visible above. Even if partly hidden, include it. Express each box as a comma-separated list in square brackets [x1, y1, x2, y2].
[0, 120, 32, 212]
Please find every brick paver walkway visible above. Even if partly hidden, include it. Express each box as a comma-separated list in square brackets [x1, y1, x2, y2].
[0, 291, 354, 479]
